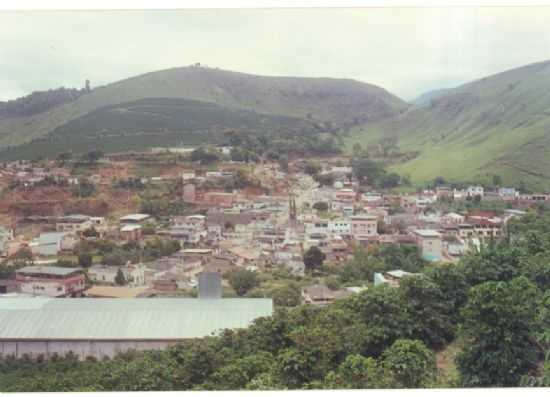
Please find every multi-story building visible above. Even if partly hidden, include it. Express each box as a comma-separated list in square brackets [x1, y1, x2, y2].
[350, 214, 378, 240]
[16, 266, 87, 297]
[56, 214, 92, 234]
[413, 229, 443, 262]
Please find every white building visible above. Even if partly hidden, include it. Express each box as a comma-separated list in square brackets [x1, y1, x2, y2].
[88, 264, 146, 286]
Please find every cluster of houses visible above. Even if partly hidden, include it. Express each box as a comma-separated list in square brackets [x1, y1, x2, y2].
[1, 158, 546, 303]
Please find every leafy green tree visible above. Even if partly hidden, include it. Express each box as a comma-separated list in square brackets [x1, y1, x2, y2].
[312, 201, 329, 212]
[77, 252, 93, 268]
[341, 286, 414, 357]
[323, 354, 391, 389]
[379, 172, 401, 188]
[271, 283, 301, 307]
[338, 245, 386, 283]
[456, 276, 542, 387]
[82, 227, 99, 238]
[228, 269, 259, 296]
[104, 252, 126, 267]
[73, 179, 96, 198]
[424, 263, 469, 319]
[313, 173, 336, 187]
[204, 352, 274, 390]
[114, 268, 126, 286]
[399, 275, 455, 348]
[350, 155, 384, 185]
[303, 161, 321, 176]
[12, 247, 34, 266]
[273, 347, 313, 388]
[81, 149, 104, 163]
[56, 151, 73, 166]
[382, 339, 436, 388]
[461, 243, 522, 286]
[278, 155, 289, 172]
[303, 246, 326, 275]
[191, 147, 219, 164]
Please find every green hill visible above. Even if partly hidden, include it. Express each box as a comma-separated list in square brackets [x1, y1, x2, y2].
[0, 97, 322, 160]
[347, 60, 550, 189]
[0, 66, 407, 158]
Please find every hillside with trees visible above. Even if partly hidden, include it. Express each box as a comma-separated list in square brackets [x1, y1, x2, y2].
[0, 86, 89, 118]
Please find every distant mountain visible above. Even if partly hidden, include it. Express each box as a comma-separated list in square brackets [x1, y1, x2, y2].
[0, 66, 407, 159]
[347, 59, 550, 189]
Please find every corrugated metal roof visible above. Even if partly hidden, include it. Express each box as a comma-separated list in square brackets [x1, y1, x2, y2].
[0, 298, 272, 340]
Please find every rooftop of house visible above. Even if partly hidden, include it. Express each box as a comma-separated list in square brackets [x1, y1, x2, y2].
[16, 266, 83, 277]
[120, 224, 142, 232]
[0, 297, 273, 340]
[350, 214, 378, 221]
[119, 213, 151, 222]
[57, 214, 91, 223]
[414, 229, 442, 238]
[302, 284, 353, 301]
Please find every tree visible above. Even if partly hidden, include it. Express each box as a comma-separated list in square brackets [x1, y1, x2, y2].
[303, 161, 321, 176]
[312, 201, 329, 212]
[303, 246, 326, 275]
[56, 151, 72, 166]
[12, 247, 34, 266]
[73, 179, 96, 198]
[379, 172, 401, 189]
[191, 147, 219, 164]
[82, 227, 99, 238]
[104, 252, 126, 267]
[323, 354, 391, 389]
[350, 155, 384, 185]
[115, 268, 126, 286]
[456, 276, 542, 387]
[382, 339, 436, 388]
[271, 283, 301, 307]
[81, 150, 103, 163]
[77, 252, 93, 268]
[433, 176, 446, 186]
[313, 173, 335, 187]
[461, 243, 522, 286]
[341, 285, 414, 357]
[228, 269, 259, 296]
[278, 155, 289, 173]
[399, 275, 455, 348]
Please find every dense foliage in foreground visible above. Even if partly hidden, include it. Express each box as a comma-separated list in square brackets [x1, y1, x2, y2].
[1, 208, 549, 391]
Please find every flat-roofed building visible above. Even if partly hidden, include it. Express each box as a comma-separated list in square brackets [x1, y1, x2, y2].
[350, 214, 378, 240]
[15, 266, 87, 297]
[56, 214, 92, 234]
[413, 229, 443, 262]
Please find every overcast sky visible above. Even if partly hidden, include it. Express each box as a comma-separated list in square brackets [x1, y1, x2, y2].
[1, 7, 550, 101]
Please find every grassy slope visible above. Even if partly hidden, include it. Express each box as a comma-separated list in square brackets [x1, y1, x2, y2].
[0, 66, 407, 149]
[0, 97, 315, 160]
[346, 59, 550, 189]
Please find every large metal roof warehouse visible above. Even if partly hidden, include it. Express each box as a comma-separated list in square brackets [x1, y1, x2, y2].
[0, 297, 273, 359]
